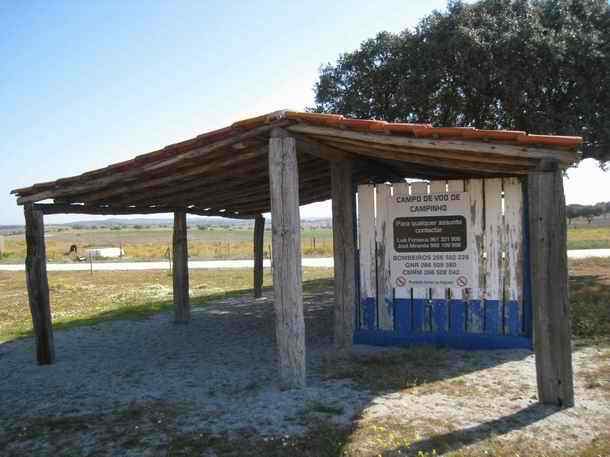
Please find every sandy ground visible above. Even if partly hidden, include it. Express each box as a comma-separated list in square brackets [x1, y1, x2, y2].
[1, 289, 609, 455]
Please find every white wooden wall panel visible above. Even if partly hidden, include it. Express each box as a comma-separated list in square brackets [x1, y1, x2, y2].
[392, 182, 411, 300]
[465, 179, 486, 296]
[503, 177, 524, 303]
[356, 177, 524, 336]
[484, 178, 504, 301]
[375, 184, 394, 330]
[358, 185, 376, 300]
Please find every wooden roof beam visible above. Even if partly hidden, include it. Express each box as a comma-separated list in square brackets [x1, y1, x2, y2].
[33, 203, 256, 219]
[286, 124, 577, 166]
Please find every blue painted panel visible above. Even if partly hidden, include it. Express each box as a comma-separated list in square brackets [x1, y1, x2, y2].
[432, 299, 448, 333]
[395, 298, 412, 336]
[449, 299, 466, 335]
[507, 300, 521, 336]
[467, 299, 484, 333]
[362, 297, 376, 330]
[412, 298, 426, 333]
[484, 300, 501, 335]
[354, 329, 532, 350]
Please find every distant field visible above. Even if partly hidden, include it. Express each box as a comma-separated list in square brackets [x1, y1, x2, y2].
[0, 223, 608, 263]
[567, 225, 610, 250]
[0, 227, 334, 262]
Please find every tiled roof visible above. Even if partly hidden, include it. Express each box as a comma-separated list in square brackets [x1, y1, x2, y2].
[11, 110, 582, 216]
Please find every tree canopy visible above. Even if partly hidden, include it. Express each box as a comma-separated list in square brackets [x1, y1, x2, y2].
[313, 0, 610, 163]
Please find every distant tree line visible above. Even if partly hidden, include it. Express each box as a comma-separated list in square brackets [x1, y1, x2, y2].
[566, 202, 610, 223]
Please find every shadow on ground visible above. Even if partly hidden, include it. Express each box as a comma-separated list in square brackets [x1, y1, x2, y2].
[3, 275, 607, 456]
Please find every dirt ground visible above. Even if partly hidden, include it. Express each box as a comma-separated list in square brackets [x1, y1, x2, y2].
[1, 285, 609, 456]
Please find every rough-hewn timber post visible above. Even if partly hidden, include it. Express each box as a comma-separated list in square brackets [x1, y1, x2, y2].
[24, 204, 55, 364]
[269, 128, 306, 388]
[253, 214, 265, 298]
[173, 210, 190, 323]
[528, 167, 574, 407]
[331, 161, 356, 351]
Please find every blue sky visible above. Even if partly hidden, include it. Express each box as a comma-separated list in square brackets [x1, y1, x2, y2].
[1, 0, 608, 225]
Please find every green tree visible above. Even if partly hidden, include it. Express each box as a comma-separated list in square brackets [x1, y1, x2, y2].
[313, 0, 610, 163]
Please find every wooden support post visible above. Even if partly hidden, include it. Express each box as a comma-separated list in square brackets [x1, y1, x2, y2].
[173, 210, 190, 323]
[269, 128, 306, 388]
[331, 161, 356, 351]
[528, 168, 574, 407]
[253, 214, 265, 298]
[24, 204, 55, 364]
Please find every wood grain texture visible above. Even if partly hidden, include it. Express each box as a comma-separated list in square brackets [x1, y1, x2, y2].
[503, 177, 525, 335]
[392, 182, 411, 301]
[429, 180, 448, 326]
[375, 183, 394, 330]
[528, 169, 574, 407]
[357, 185, 377, 312]
[286, 124, 576, 165]
[331, 161, 356, 350]
[253, 215, 265, 298]
[24, 204, 55, 364]
[172, 210, 190, 323]
[269, 129, 306, 388]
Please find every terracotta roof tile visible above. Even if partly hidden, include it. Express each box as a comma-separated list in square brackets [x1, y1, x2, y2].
[230, 111, 582, 150]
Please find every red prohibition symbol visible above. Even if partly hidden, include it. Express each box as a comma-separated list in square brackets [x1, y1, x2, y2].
[456, 276, 468, 287]
[396, 276, 407, 287]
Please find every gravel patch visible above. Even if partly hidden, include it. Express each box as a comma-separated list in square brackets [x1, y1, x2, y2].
[1, 289, 608, 452]
[0, 290, 369, 436]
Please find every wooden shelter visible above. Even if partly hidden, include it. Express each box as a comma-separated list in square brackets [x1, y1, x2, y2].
[12, 110, 581, 406]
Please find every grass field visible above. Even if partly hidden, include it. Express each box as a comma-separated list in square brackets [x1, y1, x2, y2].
[1, 224, 609, 263]
[1, 258, 608, 344]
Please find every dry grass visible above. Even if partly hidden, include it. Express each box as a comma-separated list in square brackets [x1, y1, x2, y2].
[567, 225, 610, 250]
[2, 222, 607, 262]
[1, 228, 334, 262]
[2, 404, 608, 457]
[569, 257, 610, 342]
[0, 268, 333, 343]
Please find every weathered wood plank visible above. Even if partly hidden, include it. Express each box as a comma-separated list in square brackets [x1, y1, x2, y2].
[375, 183, 394, 330]
[286, 124, 577, 165]
[464, 179, 485, 332]
[331, 161, 357, 350]
[358, 185, 377, 329]
[392, 182, 411, 303]
[24, 204, 55, 364]
[253, 214, 265, 298]
[429, 180, 448, 332]
[408, 182, 430, 332]
[484, 178, 504, 334]
[528, 169, 574, 407]
[173, 210, 190, 323]
[269, 128, 306, 388]
[34, 203, 257, 219]
[18, 124, 279, 204]
[503, 177, 524, 335]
